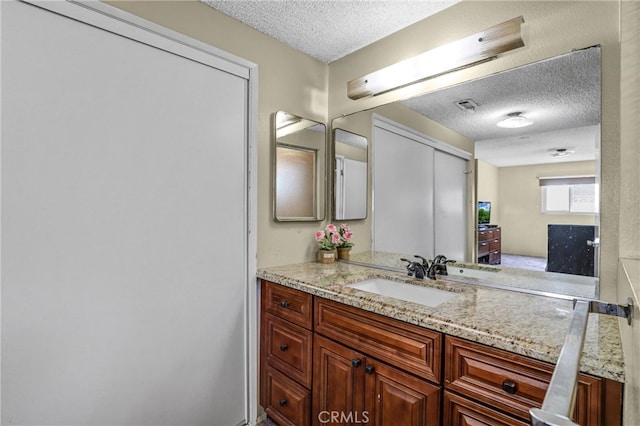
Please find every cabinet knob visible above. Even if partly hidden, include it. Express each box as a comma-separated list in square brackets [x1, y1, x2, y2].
[279, 300, 289, 308]
[279, 399, 287, 407]
[502, 380, 517, 394]
[351, 359, 362, 368]
[365, 365, 375, 374]
[280, 344, 288, 352]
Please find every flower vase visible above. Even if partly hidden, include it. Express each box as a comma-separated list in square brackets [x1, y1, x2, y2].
[337, 247, 352, 260]
[318, 249, 337, 264]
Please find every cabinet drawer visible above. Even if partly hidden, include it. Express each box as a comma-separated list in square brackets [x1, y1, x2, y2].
[444, 391, 528, 426]
[315, 297, 442, 384]
[478, 230, 491, 242]
[445, 336, 603, 424]
[489, 239, 501, 251]
[264, 313, 313, 388]
[478, 241, 490, 256]
[262, 280, 313, 329]
[493, 228, 501, 239]
[263, 365, 311, 426]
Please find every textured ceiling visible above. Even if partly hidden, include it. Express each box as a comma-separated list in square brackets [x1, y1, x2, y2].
[201, 0, 460, 63]
[201, 1, 600, 168]
[402, 47, 601, 167]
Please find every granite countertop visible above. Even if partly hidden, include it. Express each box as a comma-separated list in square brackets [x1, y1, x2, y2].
[257, 261, 624, 382]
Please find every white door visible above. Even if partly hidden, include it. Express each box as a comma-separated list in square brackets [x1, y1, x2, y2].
[1, 1, 253, 425]
[373, 124, 435, 257]
[434, 150, 468, 262]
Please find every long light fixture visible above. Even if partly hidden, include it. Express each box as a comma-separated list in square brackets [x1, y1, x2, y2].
[347, 16, 525, 100]
[496, 112, 533, 128]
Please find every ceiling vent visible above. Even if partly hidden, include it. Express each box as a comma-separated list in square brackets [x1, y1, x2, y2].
[454, 99, 480, 113]
[550, 148, 575, 157]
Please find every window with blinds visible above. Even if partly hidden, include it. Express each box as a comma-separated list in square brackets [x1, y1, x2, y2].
[539, 176, 599, 214]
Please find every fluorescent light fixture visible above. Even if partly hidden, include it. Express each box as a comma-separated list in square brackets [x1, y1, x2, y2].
[347, 16, 525, 100]
[496, 112, 533, 128]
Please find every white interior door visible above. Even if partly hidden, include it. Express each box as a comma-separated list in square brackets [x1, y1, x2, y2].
[373, 124, 435, 257]
[1, 1, 252, 425]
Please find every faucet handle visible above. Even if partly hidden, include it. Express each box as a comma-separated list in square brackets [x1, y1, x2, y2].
[413, 255, 429, 267]
[400, 258, 416, 277]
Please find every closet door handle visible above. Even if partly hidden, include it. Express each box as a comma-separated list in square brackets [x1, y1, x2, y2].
[351, 359, 362, 368]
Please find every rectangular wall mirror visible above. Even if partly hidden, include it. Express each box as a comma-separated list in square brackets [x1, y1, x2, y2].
[333, 128, 368, 220]
[332, 46, 601, 299]
[273, 111, 326, 221]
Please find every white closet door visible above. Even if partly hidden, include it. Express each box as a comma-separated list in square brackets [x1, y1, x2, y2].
[373, 125, 435, 257]
[2, 2, 249, 425]
[434, 150, 468, 262]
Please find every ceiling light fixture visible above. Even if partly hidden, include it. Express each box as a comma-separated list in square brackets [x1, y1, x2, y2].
[347, 16, 525, 100]
[496, 112, 533, 128]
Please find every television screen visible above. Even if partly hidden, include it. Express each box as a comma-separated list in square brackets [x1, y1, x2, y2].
[478, 201, 491, 224]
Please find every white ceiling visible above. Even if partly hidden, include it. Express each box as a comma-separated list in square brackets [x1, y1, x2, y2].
[201, 1, 601, 168]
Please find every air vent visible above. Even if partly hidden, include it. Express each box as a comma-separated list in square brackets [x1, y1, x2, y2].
[454, 99, 480, 113]
[550, 148, 575, 157]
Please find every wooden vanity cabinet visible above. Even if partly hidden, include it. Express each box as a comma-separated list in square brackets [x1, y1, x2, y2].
[260, 281, 313, 426]
[259, 281, 622, 426]
[312, 300, 441, 426]
[445, 336, 622, 426]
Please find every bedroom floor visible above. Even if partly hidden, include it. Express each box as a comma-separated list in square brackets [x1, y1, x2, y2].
[500, 254, 547, 272]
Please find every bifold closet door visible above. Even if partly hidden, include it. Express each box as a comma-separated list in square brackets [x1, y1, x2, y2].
[2, 1, 248, 425]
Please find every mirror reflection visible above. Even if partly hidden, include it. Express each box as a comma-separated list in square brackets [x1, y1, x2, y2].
[333, 47, 601, 298]
[333, 129, 368, 220]
[273, 111, 326, 221]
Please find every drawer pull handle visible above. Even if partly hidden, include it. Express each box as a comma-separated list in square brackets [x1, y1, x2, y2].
[351, 359, 362, 368]
[365, 365, 375, 374]
[502, 380, 517, 394]
[280, 344, 288, 352]
[279, 399, 287, 407]
[279, 300, 289, 308]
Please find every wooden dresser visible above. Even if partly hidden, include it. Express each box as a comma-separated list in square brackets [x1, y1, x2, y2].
[478, 226, 501, 265]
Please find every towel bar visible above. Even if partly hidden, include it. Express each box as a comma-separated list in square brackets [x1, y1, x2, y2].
[530, 297, 633, 426]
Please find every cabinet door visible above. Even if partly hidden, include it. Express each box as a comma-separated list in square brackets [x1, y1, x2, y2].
[313, 334, 366, 426]
[444, 391, 528, 426]
[364, 359, 440, 426]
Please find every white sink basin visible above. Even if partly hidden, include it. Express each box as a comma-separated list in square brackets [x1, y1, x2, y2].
[346, 278, 457, 307]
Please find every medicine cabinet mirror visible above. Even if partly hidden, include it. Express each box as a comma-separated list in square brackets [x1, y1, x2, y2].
[333, 129, 368, 220]
[273, 111, 326, 222]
